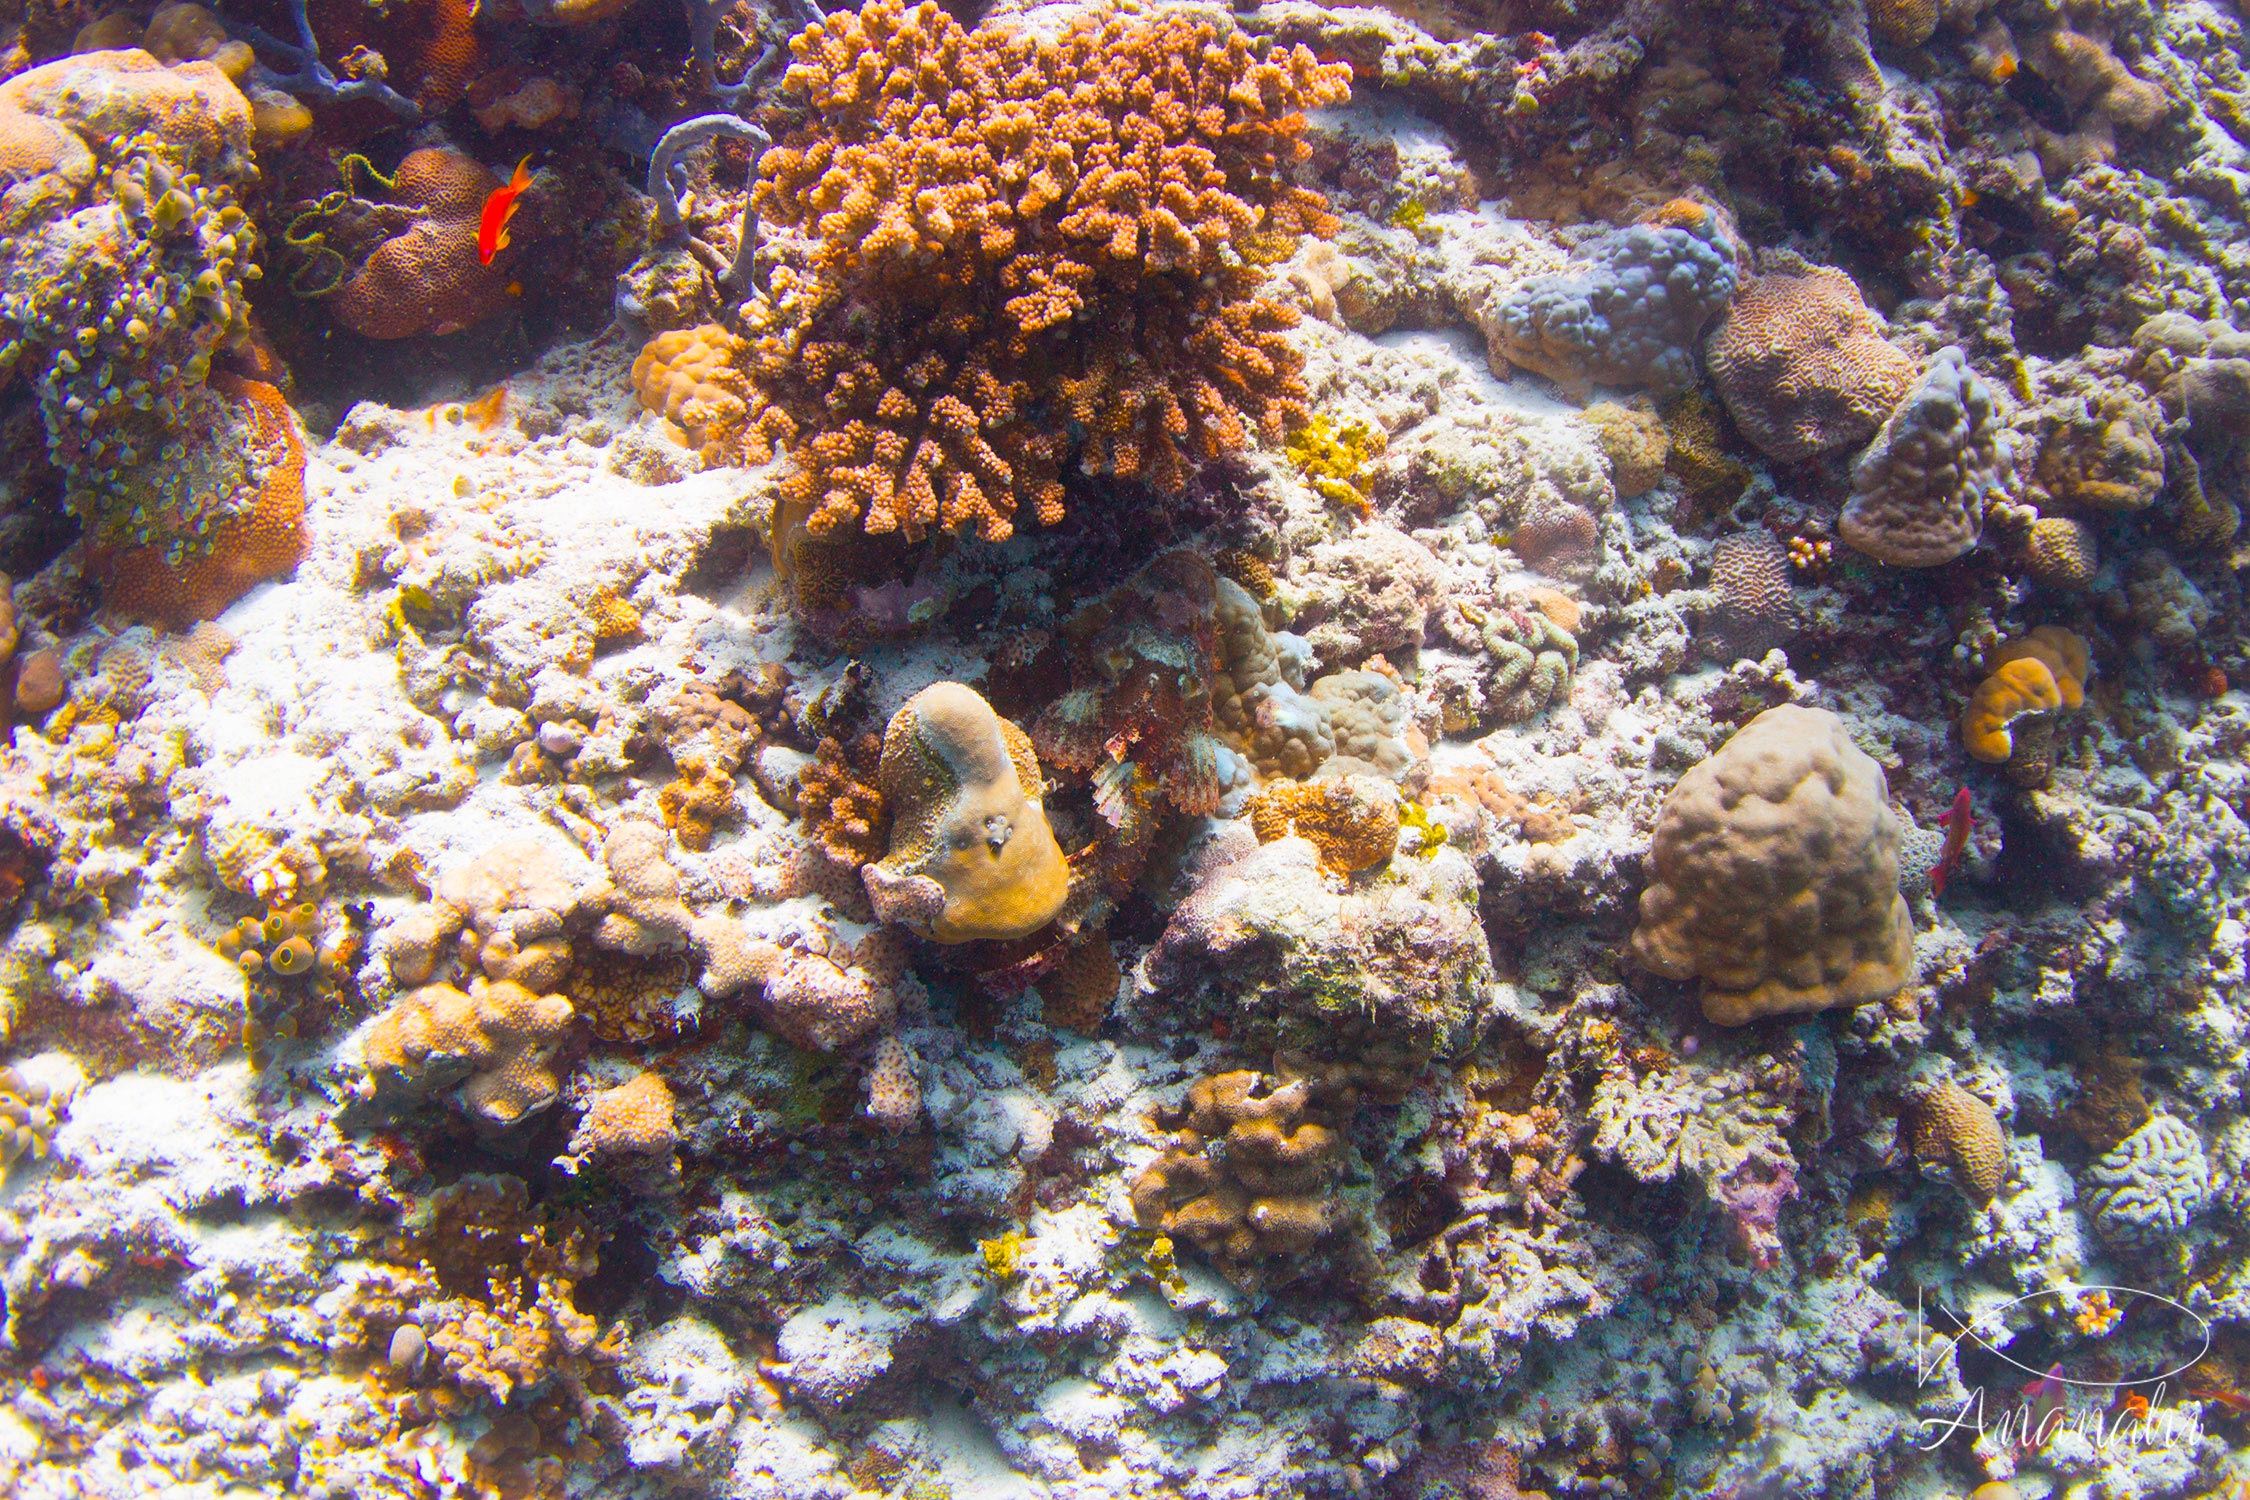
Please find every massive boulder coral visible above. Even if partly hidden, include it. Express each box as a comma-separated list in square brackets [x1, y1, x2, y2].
[1487, 201, 1738, 397]
[1705, 266, 1918, 462]
[863, 682, 1069, 943]
[1839, 349, 2012, 567]
[360, 978, 576, 1128]
[1141, 828, 1494, 1073]
[0, 49, 278, 614]
[723, 0, 1351, 542]
[1630, 705, 1914, 1026]
[2084, 1114, 2210, 1248]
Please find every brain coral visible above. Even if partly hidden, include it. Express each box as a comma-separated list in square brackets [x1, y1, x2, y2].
[1489, 200, 1738, 397]
[0, 49, 267, 585]
[331, 148, 517, 339]
[863, 682, 1070, 943]
[1630, 705, 1915, 1026]
[1840, 349, 2012, 567]
[2085, 1114, 2210, 1246]
[1960, 626, 2090, 764]
[734, 0, 1351, 542]
[631, 325, 751, 467]
[1910, 1080, 2008, 1203]
[1706, 267, 1918, 462]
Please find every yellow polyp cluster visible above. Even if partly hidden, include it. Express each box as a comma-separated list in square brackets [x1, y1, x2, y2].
[1285, 413, 1386, 512]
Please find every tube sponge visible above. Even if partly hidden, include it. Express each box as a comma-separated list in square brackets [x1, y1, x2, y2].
[862, 682, 1069, 943]
[1960, 626, 2091, 764]
[1630, 705, 1914, 1026]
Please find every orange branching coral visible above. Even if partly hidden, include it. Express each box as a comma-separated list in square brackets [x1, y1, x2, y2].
[737, 0, 1351, 542]
[97, 373, 307, 630]
[796, 734, 889, 866]
[657, 756, 736, 851]
[1249, 775, 1402, 875]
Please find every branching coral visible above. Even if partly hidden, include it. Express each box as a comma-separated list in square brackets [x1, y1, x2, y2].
[733, 0, 1351, 542]
[1630, 706, 1914, 1026]
[1960, 626, 2090, 764]
[1705, 267, 1917, 462]
[864, 682, 1069, 943]
[795, 734, 888, 867]
[1130, 1069, 1346, 1284]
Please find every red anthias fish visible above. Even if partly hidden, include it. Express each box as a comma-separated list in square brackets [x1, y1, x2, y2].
[478, 156, 533, 266]
[1931, 787, 1973, 899]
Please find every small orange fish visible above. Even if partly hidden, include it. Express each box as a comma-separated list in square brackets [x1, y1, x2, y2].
[478, 155, 533, 266]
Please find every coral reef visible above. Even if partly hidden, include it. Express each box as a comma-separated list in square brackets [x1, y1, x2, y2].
[1631, 706, 1913, 1026]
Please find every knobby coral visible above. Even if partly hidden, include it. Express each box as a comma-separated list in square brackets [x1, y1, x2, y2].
[1630, 705, 1915, 1026]
[732, 0, 1351, 542]
[1840, 349, 2012, 567]
[1130, 1069, 1346, 1284]
[863, 682, 1070, 943]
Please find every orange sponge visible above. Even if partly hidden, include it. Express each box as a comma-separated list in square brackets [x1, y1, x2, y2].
[1961, 626, 2091, 763]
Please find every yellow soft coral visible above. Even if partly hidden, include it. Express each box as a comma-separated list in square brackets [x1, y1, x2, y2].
[862, 682, 1069, 943]
[1961, 626, 2091, 764]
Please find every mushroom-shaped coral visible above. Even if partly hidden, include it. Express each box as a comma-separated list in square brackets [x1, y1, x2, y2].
[1630, 705, 1914, 1026]
[1129, 1070, 1345, 1284]
[863, 682, 1069, 943]
[1705, 267, 1918, 462]
[1960, 626, 2091, 764]
[362, 978, 576, 1127]
[1840, 349, 2012, 567]
[330, 148, 519, 339]
[1909, 1079, 2008, 1203]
